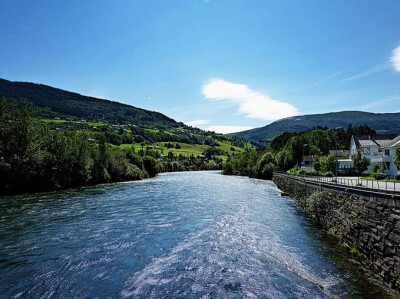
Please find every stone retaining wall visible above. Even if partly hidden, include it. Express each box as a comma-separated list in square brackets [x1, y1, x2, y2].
[273, 174, 400, 291]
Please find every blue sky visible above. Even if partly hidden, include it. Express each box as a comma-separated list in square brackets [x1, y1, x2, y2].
[1, 1, 400, 133]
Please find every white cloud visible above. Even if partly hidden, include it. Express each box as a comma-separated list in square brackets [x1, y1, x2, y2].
[202, 79, 298, 121]
[185, 119, 210, 127]
[207, 125, 253, 134]
[391, 46, 400, 72]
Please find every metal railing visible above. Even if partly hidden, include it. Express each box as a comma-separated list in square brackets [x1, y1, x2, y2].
[280, 173, 399, 193]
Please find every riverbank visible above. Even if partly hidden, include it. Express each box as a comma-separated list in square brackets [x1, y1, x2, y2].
[0, 168, 221, 197]
[273, 173, 400, 293]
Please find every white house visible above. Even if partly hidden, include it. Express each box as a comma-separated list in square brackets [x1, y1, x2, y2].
[371, 135, 400, 177]
[349, 135, 397, 174]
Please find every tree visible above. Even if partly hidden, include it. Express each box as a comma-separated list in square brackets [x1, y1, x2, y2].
[143, 156, 159, 177]
[395, 149, 400, 169]
[352, 150, 370, 175]
[254, 152, 277, 180]
[319, 155, 336, 173]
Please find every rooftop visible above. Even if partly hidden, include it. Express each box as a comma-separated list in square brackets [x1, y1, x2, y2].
[353, 135, 398, 148]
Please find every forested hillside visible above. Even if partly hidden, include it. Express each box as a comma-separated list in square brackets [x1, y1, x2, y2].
[0, 78, 180, 128]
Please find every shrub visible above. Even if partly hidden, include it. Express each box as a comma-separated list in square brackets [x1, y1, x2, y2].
[305, 170, 319, 176]
[287, 164, 300, 175]
[370, 164, 380, 175]
[305, 191, 324, 215]
[296, 169, 305, 175]
[373, 172, 388, 180]
[321, 171, 334, 177]
[395, 174, 400, 181]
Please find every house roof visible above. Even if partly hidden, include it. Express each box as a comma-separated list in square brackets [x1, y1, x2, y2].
[353, 135, 377, 148]
[373, 134, 398, 147]
[352, 135, 397, 148]
[382, 135, 400, 149]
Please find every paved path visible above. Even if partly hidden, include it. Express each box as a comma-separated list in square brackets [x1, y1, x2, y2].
[298, 175, 400, 193]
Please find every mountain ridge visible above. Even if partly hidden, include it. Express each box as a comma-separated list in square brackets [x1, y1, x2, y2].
[0, 78, 181, 129]
[230, 110, 400, 143]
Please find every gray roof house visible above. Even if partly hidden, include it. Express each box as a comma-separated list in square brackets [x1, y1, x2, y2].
[350, 135, 397, 174]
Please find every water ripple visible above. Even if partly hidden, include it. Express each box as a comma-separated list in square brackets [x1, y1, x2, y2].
[0, 171, 396, 298]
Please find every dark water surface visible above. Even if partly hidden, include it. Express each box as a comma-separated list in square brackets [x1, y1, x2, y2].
[0, 171, 396, 298]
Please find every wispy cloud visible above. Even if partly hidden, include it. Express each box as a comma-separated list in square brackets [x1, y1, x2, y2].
[202, 79, 298, 121]
[292, 71, 343, 92]
[185, 119, 210, 127]
[391, 45, 400, 72]
[207, 125, 253, 134]
[341, 63, 390, 82]
[361, 95, 400, 110]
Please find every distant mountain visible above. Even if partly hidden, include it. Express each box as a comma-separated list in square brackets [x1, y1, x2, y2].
[230, 111, 400, 143]
[0, 78, 181, 128]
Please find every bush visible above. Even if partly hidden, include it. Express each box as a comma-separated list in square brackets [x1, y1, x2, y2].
[305, 191, 324, 215]
[305, 170, 319, 176]
[395, 174, 400, 181]
[321, 171, 334, 177]
[287, 165, 300, 175]
[370, 164, 380, 175]
[296, 169, 305, 175]
[373, 172, 388, 180]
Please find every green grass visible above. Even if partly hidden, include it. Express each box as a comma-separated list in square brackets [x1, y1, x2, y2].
[144, 128, 159, 133]
[116, 142, 208, 157]
[158, 142, 208, 156]
[41, 118, 106, 126]
[41, 119, 65, 124]
[217, 140, 245, 154]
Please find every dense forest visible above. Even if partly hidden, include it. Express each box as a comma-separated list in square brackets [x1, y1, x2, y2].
[0, 99, 222, 195]
[223, 125, 399, 180]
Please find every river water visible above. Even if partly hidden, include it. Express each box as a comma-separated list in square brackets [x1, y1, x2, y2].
[0, 171, 396, 298]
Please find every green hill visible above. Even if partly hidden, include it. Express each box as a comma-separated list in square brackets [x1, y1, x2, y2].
[0, 78, 180, 128]
[0, 78, 254, 160]
[230, 111, 400, 144]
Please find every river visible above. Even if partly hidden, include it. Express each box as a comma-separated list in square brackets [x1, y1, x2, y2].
[0, 171, 396, 298]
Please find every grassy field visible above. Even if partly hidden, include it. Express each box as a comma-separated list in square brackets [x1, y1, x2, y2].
[115, 140, 249, 158]
[41, 118, 253, 159]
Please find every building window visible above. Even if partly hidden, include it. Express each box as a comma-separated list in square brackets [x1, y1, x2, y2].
[385, 149, 390, 156]
[384, 162, 390, 170]
[363, 147, 370, 155]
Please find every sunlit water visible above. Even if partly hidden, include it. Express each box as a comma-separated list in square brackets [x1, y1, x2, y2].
[0, 171, 396, 298]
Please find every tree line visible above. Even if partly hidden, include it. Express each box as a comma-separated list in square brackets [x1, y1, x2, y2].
[0, 99, 220, 195]
[223, 126, 392, 180]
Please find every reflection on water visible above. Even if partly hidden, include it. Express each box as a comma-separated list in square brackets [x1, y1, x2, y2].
[0, 171, 396, 298]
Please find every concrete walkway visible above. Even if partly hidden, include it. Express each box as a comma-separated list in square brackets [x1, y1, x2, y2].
[296, 175, 400, 192]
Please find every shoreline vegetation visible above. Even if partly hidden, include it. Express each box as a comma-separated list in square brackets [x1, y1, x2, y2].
[223, 124, 400, 181]
[0, 99, 226, 196]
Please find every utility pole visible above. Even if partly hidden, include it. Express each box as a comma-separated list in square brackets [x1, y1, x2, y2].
[335, 133, 338, 181]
